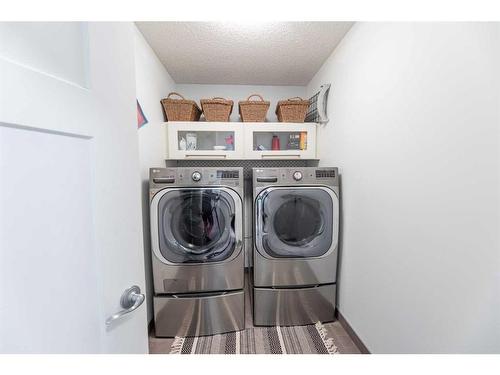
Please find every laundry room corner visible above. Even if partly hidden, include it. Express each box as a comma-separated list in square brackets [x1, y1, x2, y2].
[134, 24, 177, 323]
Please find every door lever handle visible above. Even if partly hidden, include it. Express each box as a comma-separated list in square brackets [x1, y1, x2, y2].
[105, 285, 145, 326]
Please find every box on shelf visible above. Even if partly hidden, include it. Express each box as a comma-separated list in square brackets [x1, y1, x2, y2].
[200, 97, 234, 122]
[287, 133, 301, 150]
[161, 92, 201, 122]
[238, 94, 270, 122]
[276, 97, 310, 123]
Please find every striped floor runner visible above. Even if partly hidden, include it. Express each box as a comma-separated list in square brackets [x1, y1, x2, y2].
[170, 322, 338, 354]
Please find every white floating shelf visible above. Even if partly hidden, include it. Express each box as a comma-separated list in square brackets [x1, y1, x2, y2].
[165, 121, 317, 160]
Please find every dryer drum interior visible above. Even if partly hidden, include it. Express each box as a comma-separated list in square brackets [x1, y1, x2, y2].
[258, 188, 334, 258]
[273, 195, 325, 246]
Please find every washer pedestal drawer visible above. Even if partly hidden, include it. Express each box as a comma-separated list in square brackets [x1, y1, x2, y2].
[154, 290, 244, 337]
[253, 284, 336, 326]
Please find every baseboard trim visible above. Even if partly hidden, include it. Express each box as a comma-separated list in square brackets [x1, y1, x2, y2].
[148, 319, 154, 335]
[336, 310, 370, 354]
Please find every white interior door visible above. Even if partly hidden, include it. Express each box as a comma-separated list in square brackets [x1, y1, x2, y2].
[0, 22, 148, 353]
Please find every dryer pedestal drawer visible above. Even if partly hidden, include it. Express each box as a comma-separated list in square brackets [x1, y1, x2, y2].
[253, 284, 336, 326]
[154, 290, 245, 337]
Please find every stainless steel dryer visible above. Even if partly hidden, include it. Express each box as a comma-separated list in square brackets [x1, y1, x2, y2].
[150, 167, 245, 337]
[252, 167, 339, 326]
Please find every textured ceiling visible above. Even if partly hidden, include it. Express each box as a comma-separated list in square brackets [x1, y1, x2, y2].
[135, 22, 353, 86]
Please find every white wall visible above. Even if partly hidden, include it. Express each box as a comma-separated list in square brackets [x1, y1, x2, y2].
[176, 84, 306, 122]
[0, 22, 89, 87]
[308, 23, 500, 353]
[134, 26, 177, 322]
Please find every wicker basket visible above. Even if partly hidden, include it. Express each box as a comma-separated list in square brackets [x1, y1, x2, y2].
[238, 94, 270, 122]
[276, 97, 310, 122]
[200, 97, 234, 122]
[161, 92, 201, 122]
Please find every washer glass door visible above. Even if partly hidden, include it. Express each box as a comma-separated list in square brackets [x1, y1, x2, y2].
[157, 188, 238, 263]
[256, 187, 337, 258]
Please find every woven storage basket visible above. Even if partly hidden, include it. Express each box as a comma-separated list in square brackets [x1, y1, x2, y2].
[276, 97, 310, 122]
[200, 97, 234, 122]
[161, 92, 201, 122]
[238, 94, 270, 122]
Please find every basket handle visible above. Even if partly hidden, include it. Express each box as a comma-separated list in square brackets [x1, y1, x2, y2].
[287, 97, 304, 101]
[212, 97, 228, 100]
[246, 94, 265, 101]
[167, 92, 186, 100]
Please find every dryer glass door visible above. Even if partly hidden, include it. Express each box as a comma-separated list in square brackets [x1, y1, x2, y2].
[256, 187, 337, 258]
[157, 188, 239, 263]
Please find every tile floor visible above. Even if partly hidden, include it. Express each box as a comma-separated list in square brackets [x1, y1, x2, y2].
[149, 274, 361, 354]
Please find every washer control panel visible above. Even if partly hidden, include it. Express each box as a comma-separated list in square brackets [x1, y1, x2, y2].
[150, 167, 242, 187]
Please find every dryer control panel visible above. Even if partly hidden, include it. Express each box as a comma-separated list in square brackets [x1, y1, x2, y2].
[253, 167, 338, 187]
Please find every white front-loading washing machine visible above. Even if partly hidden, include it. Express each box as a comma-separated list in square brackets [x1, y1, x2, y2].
[150, 167, 245, 337]
[252, 167, 340, 326]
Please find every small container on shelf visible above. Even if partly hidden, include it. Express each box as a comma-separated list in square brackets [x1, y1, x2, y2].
[271, 135, 280, 150]
[238, 94, 270, 122]
[225, 134, 234, 150]
[299, 131, 307, 150]
[276, 97, 310, 123]
[161, 92, 201, 122]
[185, 132, 197, 150]
[200, 97, 234, 122]
[287, 133, 301, 150]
